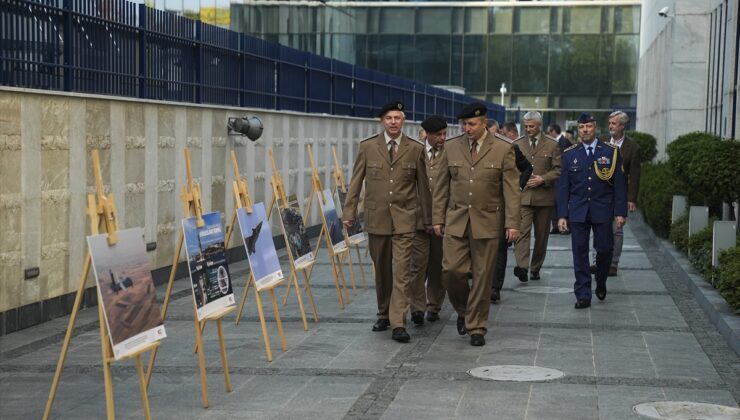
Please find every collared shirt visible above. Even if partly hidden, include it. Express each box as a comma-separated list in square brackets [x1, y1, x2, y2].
[529, 134, 539, 148]
[468, 131, 486, 154]
[425, 140, 439, 161]
[582, 139, 598, 157]
[609, 136, 624, 148]
[384, 131, 402, 151]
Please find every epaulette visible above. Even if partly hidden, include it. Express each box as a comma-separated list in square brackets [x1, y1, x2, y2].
[447, 133, 466, 142]
[514, 135, 526, 142]
[360, 133, 379, 143]
[407, 136, 424, 146]
[544, 134, 558, 142]
[494, 133, 514, 144]
[563, 143, 579, 153]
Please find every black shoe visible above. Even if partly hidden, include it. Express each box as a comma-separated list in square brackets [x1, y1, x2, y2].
[470, 334, 485, 346]
[589, 264, 597, 274]
[574, 299, 591, 309]
[529, 271, 540, 281]
[514, 266, 528, 283]
[392, 327, 410, 343]
[596, 285, 607, 301]
[411, 311, 425, 326]
[491, 289, 500, 304]
[456, 315, 466, 335]
[372, 319, 390, 332]
[426, 312, 440, 322]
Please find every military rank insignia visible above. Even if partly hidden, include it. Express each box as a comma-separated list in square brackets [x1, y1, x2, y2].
[597, 156, 611, 165]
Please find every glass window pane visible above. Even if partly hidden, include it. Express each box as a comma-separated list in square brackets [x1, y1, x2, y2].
[487, 35, 512, 100]
[564, 7, 602, 34]
[417, 8, 452, 34]
[366, 35, 415, 80]
[414, 35, 451, 85]
[515, 8, 550, 34]
[612, 35, 639, 92]
[461, 35, 487, 92]
[615, 6, 640, 33]
[491, 8, 513, 34]
[548, 35, 607, 95]
[465, 8, 488, 34]
[512, 35, 548, 92]
[380, 8, 414, 34]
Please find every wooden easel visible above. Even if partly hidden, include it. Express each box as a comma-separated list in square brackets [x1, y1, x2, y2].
[227, 150, 289, 362]
[331, 145, 370, 290]
[44, 150, 159, 420]
[303, 144, 352, 307]
[144, 148, 234, 408]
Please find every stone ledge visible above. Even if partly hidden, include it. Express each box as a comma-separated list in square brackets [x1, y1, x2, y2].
[658, 238, 740, 357]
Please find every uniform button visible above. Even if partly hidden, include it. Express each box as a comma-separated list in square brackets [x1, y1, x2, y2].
[389, 203, 393, 207]
[587, 187, 591, 191]
[471, 167, 474, 170]
[390, 167, 394, 171]
[587, 198, 591, 201]
[469, 180, 473, 183]
[468, 192, 472, 196]
[468, 204, 472, 208]
[390, 179, 394, 183]
[389, 191, 393, 195]
[588, 177, 592, 180]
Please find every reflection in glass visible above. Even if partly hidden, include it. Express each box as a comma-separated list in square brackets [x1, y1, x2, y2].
[512, 35, 548, 93]
[515, 8, 550, 34]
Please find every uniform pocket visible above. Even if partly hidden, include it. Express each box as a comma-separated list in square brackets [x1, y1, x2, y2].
[449, 161, 462, 177]
[403, 162, 416, 180]
[368, 161, 383, 179]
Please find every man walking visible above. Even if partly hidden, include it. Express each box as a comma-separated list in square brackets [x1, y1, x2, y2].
[433, 103, 520, 346]
[343, 101, 432, 342]
[513, 112, 562, 282]
[557, 114, 627, 309]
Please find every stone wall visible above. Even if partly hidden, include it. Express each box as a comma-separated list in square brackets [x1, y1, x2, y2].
[0, 87, 434, 317]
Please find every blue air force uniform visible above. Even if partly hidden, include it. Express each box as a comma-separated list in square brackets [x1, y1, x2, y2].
[557, 139, 627, 302]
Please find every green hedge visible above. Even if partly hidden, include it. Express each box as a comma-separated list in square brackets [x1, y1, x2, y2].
[687, 222, 716, 279]
[717, 247, 740, 311]
[639, 162, 681, 237]
[669, 215, 689, 252]
[626, 130, 657, 162]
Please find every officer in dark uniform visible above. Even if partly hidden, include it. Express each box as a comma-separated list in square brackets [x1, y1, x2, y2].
[556, 113, 627, 309]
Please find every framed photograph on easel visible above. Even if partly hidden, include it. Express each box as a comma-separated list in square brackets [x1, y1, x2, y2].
[335, 189, 367, 244]
[237, 202, 285, 291]
[321, 188, 348, 254]
[278, 194, 314, 269]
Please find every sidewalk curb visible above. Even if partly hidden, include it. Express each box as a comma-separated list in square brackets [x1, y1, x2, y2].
[653, 234, 740, 357]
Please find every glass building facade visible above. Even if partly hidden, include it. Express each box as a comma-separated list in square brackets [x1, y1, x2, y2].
[141, 1, 641, 125]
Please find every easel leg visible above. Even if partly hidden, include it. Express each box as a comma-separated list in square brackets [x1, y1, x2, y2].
[193, 312, 210, 408]
[99, 304, 115, 420]
[146, 232, 184, 388]
[290, 269, 309, 331]
[281, 276, 292, 305]
[345, 247, 358, 295]
[136, 355, 153, 420]
[235, 275, 253, 325]
[216, 319, 232, 392]
[254, 289, 273, 362]
[354, 244, 369, 289]
[302, 268, 319, 322]
[306, 227, 324, 280]
[44, 253, 91, 420]
[329, 253, 345, 309]
[223, 209, 238, 251]
[334, 254, 351, 305]
[269, 289, 288, 351]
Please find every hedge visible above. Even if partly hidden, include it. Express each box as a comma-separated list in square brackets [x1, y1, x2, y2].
[669, 215, 689, 252]
[717, 246, 740, 311]
[639, 162, 681, 238]
[626, 130, 657, 162]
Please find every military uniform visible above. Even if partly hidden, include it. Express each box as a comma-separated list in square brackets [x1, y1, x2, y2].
[343, 130, 431, 331]
[557, 138, 627, 303]
[513, 132, 562, 279]
[433, 129, 520, 337]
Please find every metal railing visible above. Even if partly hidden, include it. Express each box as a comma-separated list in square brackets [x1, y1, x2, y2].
[0, 0, 506, 123]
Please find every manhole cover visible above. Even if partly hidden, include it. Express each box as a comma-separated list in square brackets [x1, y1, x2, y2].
[633, 401, 740, 419]
[513, 286, 572, 294]
[468, 365, 565, 382]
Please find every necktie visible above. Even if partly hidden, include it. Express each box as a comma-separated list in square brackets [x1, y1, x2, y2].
[470, 141, 478, 161]
[429, 148, 436, 164]
[389, 140, 396, 161]
[530, 137, 537, 149]
[587, 146, 593, 158]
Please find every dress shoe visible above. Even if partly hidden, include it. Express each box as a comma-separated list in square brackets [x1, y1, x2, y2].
[456, 315, 466, 335]
[392, 327, 410, 343]
[470, 334, 485, 346]
[372, 318, 390, 332]
[608, 266, 618, 277]
[426, 312, 440, 322]
[596, 285, 607, 301]
[490, 289, 500, 304]
[574, 299, 591, 309]
[514, 266, 528, 283]
[411, 311, 425, 325]
[589, 264, 597, 274]
[529, 271, 540, 281]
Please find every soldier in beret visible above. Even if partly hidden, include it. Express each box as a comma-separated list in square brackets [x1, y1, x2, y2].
[409, 115, 448, 324]
[433, 102, 521, 346]
[343, 101, 432, 343]
[557, 113, 627, 309]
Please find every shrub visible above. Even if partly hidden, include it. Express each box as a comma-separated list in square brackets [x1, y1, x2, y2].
[666, 131, 716, 180]
[716, 246, 740, 312]
[687, 222, 715, 278]
[639, 162, 683, 237]
[686, 138, 740, 209]
[669, 215, 689, 252]
[626, 130, 657, 162]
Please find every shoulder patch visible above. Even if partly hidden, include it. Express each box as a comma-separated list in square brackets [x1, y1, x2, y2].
[360, 133, 379, 143]
[494, 133, 514, 144]
[564, 143, 579, 153]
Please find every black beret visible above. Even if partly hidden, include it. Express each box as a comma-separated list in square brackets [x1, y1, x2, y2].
[577, 113, 595, 124]
[421, 115, 447, 133]
[457, 102, 487, 120]
[377, 101, 404, 117]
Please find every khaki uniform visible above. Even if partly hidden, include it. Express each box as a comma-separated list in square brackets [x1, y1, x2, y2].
[433, 132, 521, 336]
[513, 133, 561, 273]
[343, 133, 431, 329]
[410, 144, 446, 315]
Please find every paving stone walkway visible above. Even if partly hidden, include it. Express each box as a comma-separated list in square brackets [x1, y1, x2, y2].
[1, 215, 738, 419]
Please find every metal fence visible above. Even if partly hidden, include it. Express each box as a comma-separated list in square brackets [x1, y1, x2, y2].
[0, 0, 505, 123]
